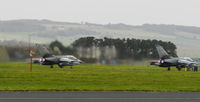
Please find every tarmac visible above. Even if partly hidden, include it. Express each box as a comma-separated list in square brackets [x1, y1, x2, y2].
[0, 91, 199, 102]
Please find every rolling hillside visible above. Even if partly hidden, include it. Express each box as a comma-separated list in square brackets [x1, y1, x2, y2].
[0, 19, 200, 57]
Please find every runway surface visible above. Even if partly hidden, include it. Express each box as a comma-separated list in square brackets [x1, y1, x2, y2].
[0, 91, 199, 102]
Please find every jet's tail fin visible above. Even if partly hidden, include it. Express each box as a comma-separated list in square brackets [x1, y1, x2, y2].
[36, 44, 53, 58]
[155, 45, 170, 59]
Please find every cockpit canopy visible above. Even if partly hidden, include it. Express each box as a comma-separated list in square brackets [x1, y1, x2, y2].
[181, 57, 194, 62]
[62, 55, 79, 61]
[67, 56, 78, 60]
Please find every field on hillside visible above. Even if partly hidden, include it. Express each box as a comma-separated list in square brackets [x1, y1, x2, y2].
[0, 46, 9, 61]
[0, 62, 200, 91]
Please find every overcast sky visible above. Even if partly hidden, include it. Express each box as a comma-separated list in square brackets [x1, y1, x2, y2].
[0, 0, 200, 26]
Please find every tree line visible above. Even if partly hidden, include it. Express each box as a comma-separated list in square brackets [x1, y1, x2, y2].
[50, 37, 177, 60]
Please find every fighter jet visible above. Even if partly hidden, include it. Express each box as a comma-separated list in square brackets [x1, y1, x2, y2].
[151, 45, 197, 71]
[37, 44, 82, 68]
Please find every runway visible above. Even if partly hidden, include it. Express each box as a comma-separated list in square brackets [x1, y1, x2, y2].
[0, 91, 199, 102]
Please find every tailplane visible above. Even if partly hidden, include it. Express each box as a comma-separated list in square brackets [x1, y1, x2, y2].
[155, 45, 170, 59]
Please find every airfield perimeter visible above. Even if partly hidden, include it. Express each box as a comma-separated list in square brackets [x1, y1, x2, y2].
[0, 62, 200, 91]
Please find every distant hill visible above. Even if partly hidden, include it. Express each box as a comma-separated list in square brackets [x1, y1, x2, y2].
[0, 19, 200, 57]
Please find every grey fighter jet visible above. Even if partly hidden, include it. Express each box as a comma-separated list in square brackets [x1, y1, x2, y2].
[151, 45, 197, 71]
[37, 44, 82, 68]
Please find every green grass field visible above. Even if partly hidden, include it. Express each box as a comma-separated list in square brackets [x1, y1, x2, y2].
[0, 62, 200, 91]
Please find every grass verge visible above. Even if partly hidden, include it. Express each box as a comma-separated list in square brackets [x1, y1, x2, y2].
[0, 62, 199, 91]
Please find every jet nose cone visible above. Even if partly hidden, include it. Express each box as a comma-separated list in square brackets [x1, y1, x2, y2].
[78, 60, 83, 63]
[73, 61, 81, 65]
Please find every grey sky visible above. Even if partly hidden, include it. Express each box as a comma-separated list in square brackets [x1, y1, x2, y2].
[0, 0, 200, 26]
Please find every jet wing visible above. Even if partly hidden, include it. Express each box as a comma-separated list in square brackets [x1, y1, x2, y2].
[59, 58, 73, 62]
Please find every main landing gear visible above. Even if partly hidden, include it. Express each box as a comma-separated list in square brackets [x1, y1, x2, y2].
[176, 65, 181, 71]
[58, 63, 63, 68]
[177, 68, 181, 71]
[168, 66, 171, 71]
[168, 66, 182, 71]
